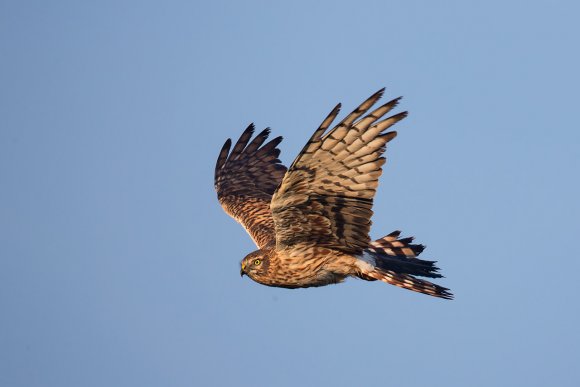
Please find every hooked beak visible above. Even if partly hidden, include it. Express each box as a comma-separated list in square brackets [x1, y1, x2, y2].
[240, 263, 246, 277]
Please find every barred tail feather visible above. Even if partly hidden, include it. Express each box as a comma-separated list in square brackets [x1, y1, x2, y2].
[368, 230, 442, 278]
[357, 230, 453, 299]
[370, 230, 425, 258]
[365, 269, 453, 300]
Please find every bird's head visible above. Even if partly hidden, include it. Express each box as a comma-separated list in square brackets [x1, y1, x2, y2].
[240, 250, 270, 283]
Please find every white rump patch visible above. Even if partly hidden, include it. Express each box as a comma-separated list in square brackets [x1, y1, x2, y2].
[356, 250, 376, 272]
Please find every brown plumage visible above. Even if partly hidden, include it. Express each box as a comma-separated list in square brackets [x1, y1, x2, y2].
[215, 124, 286, 248]
[215, 89, 453, 299]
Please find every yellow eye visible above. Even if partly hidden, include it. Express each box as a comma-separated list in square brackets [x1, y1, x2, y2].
[253, 259, 261, 266]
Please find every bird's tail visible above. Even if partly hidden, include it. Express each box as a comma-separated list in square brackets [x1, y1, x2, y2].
[357, 231, 453, 299]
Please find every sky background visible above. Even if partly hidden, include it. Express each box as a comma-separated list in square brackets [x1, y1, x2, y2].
[1, 1, 579, 386]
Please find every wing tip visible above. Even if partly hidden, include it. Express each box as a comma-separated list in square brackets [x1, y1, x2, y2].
[374, 87, 386, 99]
[332, 102, 342, 116]
[215, 138, 233, 181]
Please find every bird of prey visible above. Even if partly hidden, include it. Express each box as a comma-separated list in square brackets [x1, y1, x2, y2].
[214, 89, 452, 299]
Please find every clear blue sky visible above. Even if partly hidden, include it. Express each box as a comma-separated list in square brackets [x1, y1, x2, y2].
[1, 1, 579, 386]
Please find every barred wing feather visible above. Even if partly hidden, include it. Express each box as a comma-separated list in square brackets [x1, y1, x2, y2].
[214, 124, 287, 248]
[271, 89, 407, 254]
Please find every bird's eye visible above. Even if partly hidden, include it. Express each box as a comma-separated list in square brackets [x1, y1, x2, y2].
[253, 259, 261, 266]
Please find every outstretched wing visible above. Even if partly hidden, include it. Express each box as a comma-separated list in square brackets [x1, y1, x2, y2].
[215, 124, 287, 248]
[271, 89, 407, 254]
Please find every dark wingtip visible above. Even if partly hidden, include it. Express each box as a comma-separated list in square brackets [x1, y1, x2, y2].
[381, 131, 397, 142]
[229, 124, 257, 160]
[256, 135, 284, 157]
[270, 135, 283, 146]
[222, 138, 232, 151]
[241, 123, 256, 140]
[217, 138, 232, 165]
[215, 138, 232, 184]
[332, 102, 342, 115]
[388, 96, 403, 107]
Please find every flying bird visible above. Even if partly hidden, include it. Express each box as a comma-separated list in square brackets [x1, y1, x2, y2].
[214, 89, 452, 299]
